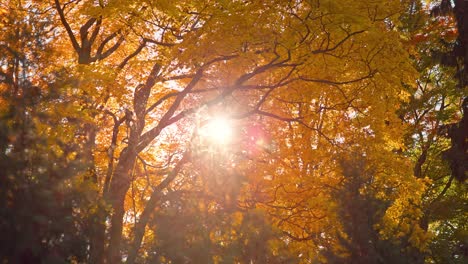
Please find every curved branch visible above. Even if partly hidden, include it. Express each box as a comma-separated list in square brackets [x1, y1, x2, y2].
[54, 0, 80, 52]
[118, 40, 147, 69]
[89, 17, 102, 45]
[312, 30, 365, 54]
[95, 30, 122, 60]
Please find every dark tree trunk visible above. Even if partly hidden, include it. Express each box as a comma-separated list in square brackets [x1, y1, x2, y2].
[106, 147, 137, 263]
[444, 1, 468, 182]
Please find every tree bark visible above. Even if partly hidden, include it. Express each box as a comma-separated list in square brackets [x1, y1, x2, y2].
[126, 153, 190, 264]
[89, 206, 107, 264]
[106, 148, 137, 263]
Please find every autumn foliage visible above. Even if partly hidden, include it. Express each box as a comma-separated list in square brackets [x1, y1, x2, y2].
[0, 0, 466, 263]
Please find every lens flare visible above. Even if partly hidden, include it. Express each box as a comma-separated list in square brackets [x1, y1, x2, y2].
[200, 117, 233, 144]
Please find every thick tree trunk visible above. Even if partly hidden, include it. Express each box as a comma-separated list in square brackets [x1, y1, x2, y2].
[446, 1, 468, 182]
[89, 207, 106, 263]
[106, 148, 137, 263]
[126, 153, 189, 264]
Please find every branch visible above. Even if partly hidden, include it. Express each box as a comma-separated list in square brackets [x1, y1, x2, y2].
[99, 35, 124, 60]
[429, 174, 455, 208]
[282, 231, 315, 242]
[161, 74, 196, 82]
[299, 70, 376, 86]
[142, 37, 175, 47]
[145, 92, 178, 114]
[54, 0, 80, 52]
[145, 88, 216, 115]
[136, 69, 204, 152]
[95, 30, 121, 59]
[89, 17, 102, 45]
[133, 63, 162, 131]
[79, 17, 97, 44]
[312, 30, 365, 54]
[118, 40, 147, 69]
[102, 110, 126, 196]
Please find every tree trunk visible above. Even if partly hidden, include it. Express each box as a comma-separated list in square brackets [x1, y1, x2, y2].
[89, 204, 107, 264]
[126, 153, 189, 264]
[106, 148, 137, 263]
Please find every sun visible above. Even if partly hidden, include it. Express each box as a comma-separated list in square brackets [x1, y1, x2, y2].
[199, 117, 234, 145]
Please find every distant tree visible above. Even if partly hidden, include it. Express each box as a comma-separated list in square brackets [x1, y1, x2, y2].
[322, 157, 426, 264]
[0, 1, 95, 262]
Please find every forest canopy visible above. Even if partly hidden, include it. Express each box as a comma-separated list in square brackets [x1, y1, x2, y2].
[0, 0, 466, 263]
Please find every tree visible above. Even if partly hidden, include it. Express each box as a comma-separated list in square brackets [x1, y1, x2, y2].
[397, 1, 468, 263]
[0, 1, 95, 262]
[3, 0, 462, 263]
[48, 0, 421, 263]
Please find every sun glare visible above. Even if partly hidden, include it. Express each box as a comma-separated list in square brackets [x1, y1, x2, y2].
[200, 117, 233, 144]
